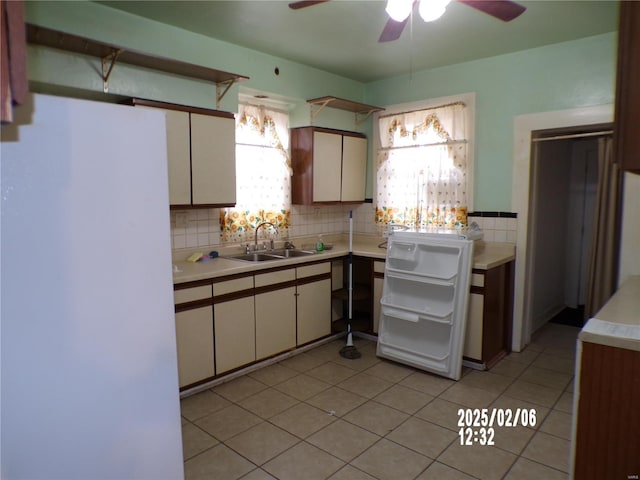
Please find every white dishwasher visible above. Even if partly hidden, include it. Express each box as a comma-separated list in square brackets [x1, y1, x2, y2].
[376, 231, 474, 380]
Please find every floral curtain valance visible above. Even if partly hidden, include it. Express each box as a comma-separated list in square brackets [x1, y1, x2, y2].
[220, 104, 291, 243]
[375, 102, 468, 229]
[378, 102, 467, 148]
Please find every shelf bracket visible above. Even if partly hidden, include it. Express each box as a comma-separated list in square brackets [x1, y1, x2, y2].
[309, 98, 332, 121]
[355, 109, 377, 126]
[216, 79, 236, 109]
[102, 49, 123, 93]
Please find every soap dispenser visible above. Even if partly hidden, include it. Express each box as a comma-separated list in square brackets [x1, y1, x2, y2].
[315, 235, 325, 252]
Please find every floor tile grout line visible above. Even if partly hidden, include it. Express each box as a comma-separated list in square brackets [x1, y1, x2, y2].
[182, 330, 579, 479]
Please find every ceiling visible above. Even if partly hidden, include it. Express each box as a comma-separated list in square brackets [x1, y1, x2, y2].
[98, 0, 619, 83]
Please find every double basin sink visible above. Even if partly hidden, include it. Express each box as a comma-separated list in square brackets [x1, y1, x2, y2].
[226, 248, 316, 263]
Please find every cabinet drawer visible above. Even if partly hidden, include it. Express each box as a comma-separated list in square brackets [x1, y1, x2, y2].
[174, 285, 212, 304]
[255, 268, 296, 287]
[213, 276, 253, 296]
[374, 261, 386, 274]
[471, 273, 485, 288]
[297, 262, 330, 279]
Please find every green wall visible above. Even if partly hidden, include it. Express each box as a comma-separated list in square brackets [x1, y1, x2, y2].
[25, 1, 365, 129]
[365, 32, 617, 210]
[25, 1, 617, 210]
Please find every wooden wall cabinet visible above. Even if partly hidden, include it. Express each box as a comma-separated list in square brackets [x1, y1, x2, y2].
[133, 99, 236, 207]
[291, 127, 367, 204]
[613, 1, 640, 174]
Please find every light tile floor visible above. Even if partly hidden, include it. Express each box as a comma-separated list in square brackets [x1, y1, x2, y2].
[180, 323, 579, 480]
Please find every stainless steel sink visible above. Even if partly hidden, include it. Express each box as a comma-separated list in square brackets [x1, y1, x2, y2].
[228, 252, 281, 262]
[269, 249, 316, 258]
[226, 249, 316, 262]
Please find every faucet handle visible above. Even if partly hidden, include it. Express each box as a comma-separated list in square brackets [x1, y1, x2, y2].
[284, 241, 296, 249]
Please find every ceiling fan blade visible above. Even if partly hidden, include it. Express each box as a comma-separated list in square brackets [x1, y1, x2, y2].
[288, 0, 330, 10]
[379, 17, 409, 43]
[457, 0, 526, 21]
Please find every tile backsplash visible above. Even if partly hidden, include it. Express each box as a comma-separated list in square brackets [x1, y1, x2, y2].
[468, 212, 518, 243]
[169, 205, 517, 249]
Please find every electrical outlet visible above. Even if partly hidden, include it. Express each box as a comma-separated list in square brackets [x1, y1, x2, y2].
[175, 212, 188, 228]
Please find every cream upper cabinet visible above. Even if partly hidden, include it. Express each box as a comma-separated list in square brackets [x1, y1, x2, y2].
[133, 99, 236, 207]
[291, 127, 367, 205]
[165, 110, 191, 205]
[190, 113, 236, 206]
[341, 135, 367, 202]
[312, 132, 343, 202]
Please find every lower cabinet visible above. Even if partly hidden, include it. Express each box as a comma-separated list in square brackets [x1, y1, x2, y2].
[175, 306, 215, 388]
[463, 261, 514, 369]
[174, 260, 334, 389]
[214, 296, 255, 374]
[297, 278, 331, 345]
[255, 286, 297, 360]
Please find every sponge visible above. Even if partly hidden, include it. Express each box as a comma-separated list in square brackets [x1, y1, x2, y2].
[186, 252, 203, 263]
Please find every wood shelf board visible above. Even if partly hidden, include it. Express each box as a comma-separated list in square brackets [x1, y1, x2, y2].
[307, 96, 384, 115]
[27, 24, 249, 85]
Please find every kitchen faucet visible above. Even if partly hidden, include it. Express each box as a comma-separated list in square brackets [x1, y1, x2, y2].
[254, 221, 278, 251]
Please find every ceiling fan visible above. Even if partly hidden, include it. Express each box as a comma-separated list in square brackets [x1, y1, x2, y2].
[289, 0, 526, 43]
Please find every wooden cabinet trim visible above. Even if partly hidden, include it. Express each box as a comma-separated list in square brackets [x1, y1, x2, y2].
[296, 272, 332, 286]
[212, 289, 255, 304]
[254, 279, 298, 296]
[613, 2, 640, 173]
[291, 126, 366, 138]
[130, 98, 235, 118]
[175, 298, 213, 313]
[175, 278, 214, 290]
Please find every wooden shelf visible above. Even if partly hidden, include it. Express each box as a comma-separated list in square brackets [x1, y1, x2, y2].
[307, 96, 384, 124]
[26, 24, 249, 108]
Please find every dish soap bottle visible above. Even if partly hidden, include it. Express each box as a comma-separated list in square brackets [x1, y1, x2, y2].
[315, 235, 325, 252]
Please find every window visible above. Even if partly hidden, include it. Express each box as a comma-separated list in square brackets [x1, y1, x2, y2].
[375, 96, 472, 229]
[220, 104, 291, 242]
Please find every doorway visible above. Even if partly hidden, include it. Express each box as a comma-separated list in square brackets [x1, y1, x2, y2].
[511, 104, 614, 351]
[527, 126, 612, 331]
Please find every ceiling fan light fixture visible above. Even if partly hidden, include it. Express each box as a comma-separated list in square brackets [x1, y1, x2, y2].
[385, 0, 413, 22]
[418, 0, 451, 22]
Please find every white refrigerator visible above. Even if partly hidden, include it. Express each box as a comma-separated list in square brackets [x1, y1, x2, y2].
[376, 231, 474, 381]
[1, 94, 184, 478]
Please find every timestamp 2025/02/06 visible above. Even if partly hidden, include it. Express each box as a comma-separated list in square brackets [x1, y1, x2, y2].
[457, 408, 538, 446]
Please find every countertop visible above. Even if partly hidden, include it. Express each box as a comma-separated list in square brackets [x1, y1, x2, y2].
[172, 236, 515, 285]
[579, 275, 640, 352]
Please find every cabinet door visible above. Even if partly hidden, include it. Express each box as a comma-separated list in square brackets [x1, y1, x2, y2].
[463, 293, 484, 362]
[175, 307, 214, 388]
[312, 131, 342, 202]
[297, 278, 331, 345]
[255, 287, 296, 359]
[164, 109, 191, 205]
[190, 113, 236, 205]
[215, 297, 255, 374]
[341, 136, 367, 202]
